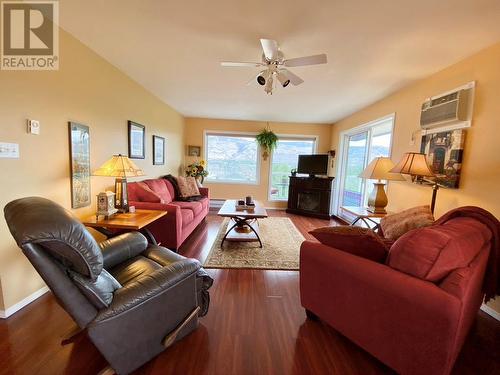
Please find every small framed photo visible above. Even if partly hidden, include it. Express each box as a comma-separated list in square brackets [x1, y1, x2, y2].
[187, 145, 201, 157]
[128, 121, 145, 159]
[153, 135, 165, 165]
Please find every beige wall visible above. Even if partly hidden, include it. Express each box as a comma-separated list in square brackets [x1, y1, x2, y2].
[0, 30, 185, 311]
[330, 41, 500, 313]
[185, 118, 332, 208]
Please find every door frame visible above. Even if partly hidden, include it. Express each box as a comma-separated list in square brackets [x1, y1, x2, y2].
[333, 113, 396, 217]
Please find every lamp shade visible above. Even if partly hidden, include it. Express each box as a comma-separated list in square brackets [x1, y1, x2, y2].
[389, 152, 435, 177]
[359, 157, 405, 181]
[93, 154, 145, 177]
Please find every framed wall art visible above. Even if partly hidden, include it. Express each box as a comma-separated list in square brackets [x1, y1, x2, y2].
[420, 129, 465, 189]
[68, 122, 91, 208]
[153, 135, 165, 165]
[187, 145, 201, 157]
[128, 120, 145, 159]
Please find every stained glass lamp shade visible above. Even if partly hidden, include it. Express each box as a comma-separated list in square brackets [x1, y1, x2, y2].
[93, 154, 144, 211]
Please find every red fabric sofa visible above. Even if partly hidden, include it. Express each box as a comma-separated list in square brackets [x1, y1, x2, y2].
[300, 207, 498, 375]
[127, 178, 209, 250]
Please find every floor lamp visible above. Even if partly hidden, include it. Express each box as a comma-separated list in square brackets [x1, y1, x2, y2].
[389, 152, 439, 213]
[93, 154, 145, 212]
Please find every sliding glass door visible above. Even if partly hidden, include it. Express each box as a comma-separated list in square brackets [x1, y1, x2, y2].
[336, 115, 394, 215]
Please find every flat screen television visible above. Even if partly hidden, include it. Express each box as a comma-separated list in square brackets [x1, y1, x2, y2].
[297, 154, 329, 176]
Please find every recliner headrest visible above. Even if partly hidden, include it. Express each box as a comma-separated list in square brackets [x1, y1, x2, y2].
[4, 197, 103, 280]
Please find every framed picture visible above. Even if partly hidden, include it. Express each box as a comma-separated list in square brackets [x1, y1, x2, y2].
[68, 122, 91, 208]
[128, 121, 145, 159]
[153, 135, 165, 165]
[187, 145, 201, 157]
[420, 129, 465, 189]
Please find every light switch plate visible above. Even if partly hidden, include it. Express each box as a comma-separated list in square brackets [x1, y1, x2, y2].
[27, 119, 40, 134]
[0, 142, 20, 158]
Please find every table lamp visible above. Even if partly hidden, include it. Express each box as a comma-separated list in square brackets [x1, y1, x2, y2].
[359, 157, 405, 214]
[389, 152, 439, 213]
[93, 154, 145, 212]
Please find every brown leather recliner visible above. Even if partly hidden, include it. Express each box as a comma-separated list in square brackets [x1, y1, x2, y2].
[4, 197, 213, 375]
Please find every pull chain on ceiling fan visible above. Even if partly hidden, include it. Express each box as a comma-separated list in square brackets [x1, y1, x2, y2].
[221, 38, 328, 95]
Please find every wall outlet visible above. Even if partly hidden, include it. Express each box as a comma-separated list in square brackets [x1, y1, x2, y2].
[27, 119, 40, 134]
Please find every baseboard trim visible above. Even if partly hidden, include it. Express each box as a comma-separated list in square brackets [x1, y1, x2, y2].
[0, 286, 50, 319]
[480, 304, 500, 321]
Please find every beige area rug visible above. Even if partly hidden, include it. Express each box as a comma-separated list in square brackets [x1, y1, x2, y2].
[203, 217, 304, 270]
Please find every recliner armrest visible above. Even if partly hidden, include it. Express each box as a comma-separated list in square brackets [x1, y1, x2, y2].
[94, 258, 201, 323]
[100, 232, 148, 269]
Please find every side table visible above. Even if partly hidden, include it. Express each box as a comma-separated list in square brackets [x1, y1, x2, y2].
[340, 206, 389, 231]
[82, 209, 167, 245]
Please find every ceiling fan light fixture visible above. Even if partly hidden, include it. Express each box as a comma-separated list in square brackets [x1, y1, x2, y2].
[257, 74, 266, 85]
[276, 72, 290, 87]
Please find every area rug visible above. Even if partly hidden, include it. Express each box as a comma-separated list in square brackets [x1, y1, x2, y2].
[203, 217, 304, 270]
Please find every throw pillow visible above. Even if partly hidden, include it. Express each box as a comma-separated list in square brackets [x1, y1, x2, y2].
[380, 205, 434, 241]
[309, 226, 388, 262]
[176, 176, 201, 198]
[143, 179, 173, 204]
[135, 182, 163, 203]
[387, 217, 492, 282]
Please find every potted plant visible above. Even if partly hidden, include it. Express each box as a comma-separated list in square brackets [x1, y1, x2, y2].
[256, 126, 278, 161]
[185, 160, 209, 186]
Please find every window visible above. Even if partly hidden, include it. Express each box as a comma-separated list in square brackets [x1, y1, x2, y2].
[269, 138, 316, 200]
[336, 115, 394, 215]
[205, 133, 259, 183]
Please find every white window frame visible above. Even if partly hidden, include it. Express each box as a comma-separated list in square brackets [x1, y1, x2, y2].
[203, 130, 261, 185]
[268, 134, 318, 201]
[333, 113, 395, 218]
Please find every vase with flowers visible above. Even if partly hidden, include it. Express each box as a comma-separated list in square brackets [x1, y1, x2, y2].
[185, 160, 209, 187]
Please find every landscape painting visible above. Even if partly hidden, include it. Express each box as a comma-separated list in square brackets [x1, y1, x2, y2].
[69, 122, 91, 208]
[420, 129, 465, 189]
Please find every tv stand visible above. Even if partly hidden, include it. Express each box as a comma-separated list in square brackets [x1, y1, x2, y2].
[286, 176, 334, 220]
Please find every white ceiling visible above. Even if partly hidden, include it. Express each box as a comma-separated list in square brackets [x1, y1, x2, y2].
[59, 0, 500, 124]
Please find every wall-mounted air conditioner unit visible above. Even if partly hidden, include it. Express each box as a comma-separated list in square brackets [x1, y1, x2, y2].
[420, 82, 474, 131]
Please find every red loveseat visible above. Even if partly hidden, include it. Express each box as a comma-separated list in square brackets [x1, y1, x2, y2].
[300, 207, 499, 375]
[127, 178, 209, 250]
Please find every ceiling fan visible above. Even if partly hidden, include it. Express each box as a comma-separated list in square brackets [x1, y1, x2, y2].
[221, 39, 328, 95]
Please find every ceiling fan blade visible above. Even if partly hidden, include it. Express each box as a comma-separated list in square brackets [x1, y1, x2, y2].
[281, 69, 304, 86]
[283, 54, 327, 67]
[260, 39, 279, 61]
[220, 61, 265, 67]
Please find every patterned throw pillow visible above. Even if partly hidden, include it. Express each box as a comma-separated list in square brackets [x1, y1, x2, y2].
[175, 176, 201, 198]
[380, 205, 434, 241]
[309, 226, 388, 262]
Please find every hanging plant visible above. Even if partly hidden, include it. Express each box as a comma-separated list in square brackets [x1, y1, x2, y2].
[256, 124, 278, 161]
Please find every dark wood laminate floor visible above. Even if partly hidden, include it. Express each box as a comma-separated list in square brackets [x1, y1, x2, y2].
[0, 211, 499, 375]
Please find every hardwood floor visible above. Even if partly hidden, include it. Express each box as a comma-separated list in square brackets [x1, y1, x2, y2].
[0, 210, 499, 375]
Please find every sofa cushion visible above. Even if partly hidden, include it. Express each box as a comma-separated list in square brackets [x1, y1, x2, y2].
[171, 201, 203, 216]
[180, 208, 194, 227]
[109, 255, 162, 286]
[309, 226, 388, 262]
[176, 176, 200, 198]
[143, 179, 172, 204]
[134, 182, 163, 203]
[380, 205, 434, 240]
[387, 217, 492, 282]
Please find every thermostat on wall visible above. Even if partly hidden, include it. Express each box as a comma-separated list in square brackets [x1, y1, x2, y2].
[27, 119, 40, 134]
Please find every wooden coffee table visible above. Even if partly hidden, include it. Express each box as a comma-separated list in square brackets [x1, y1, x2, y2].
[82, 209, 167, 245]
[217, 200, 268, 248]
